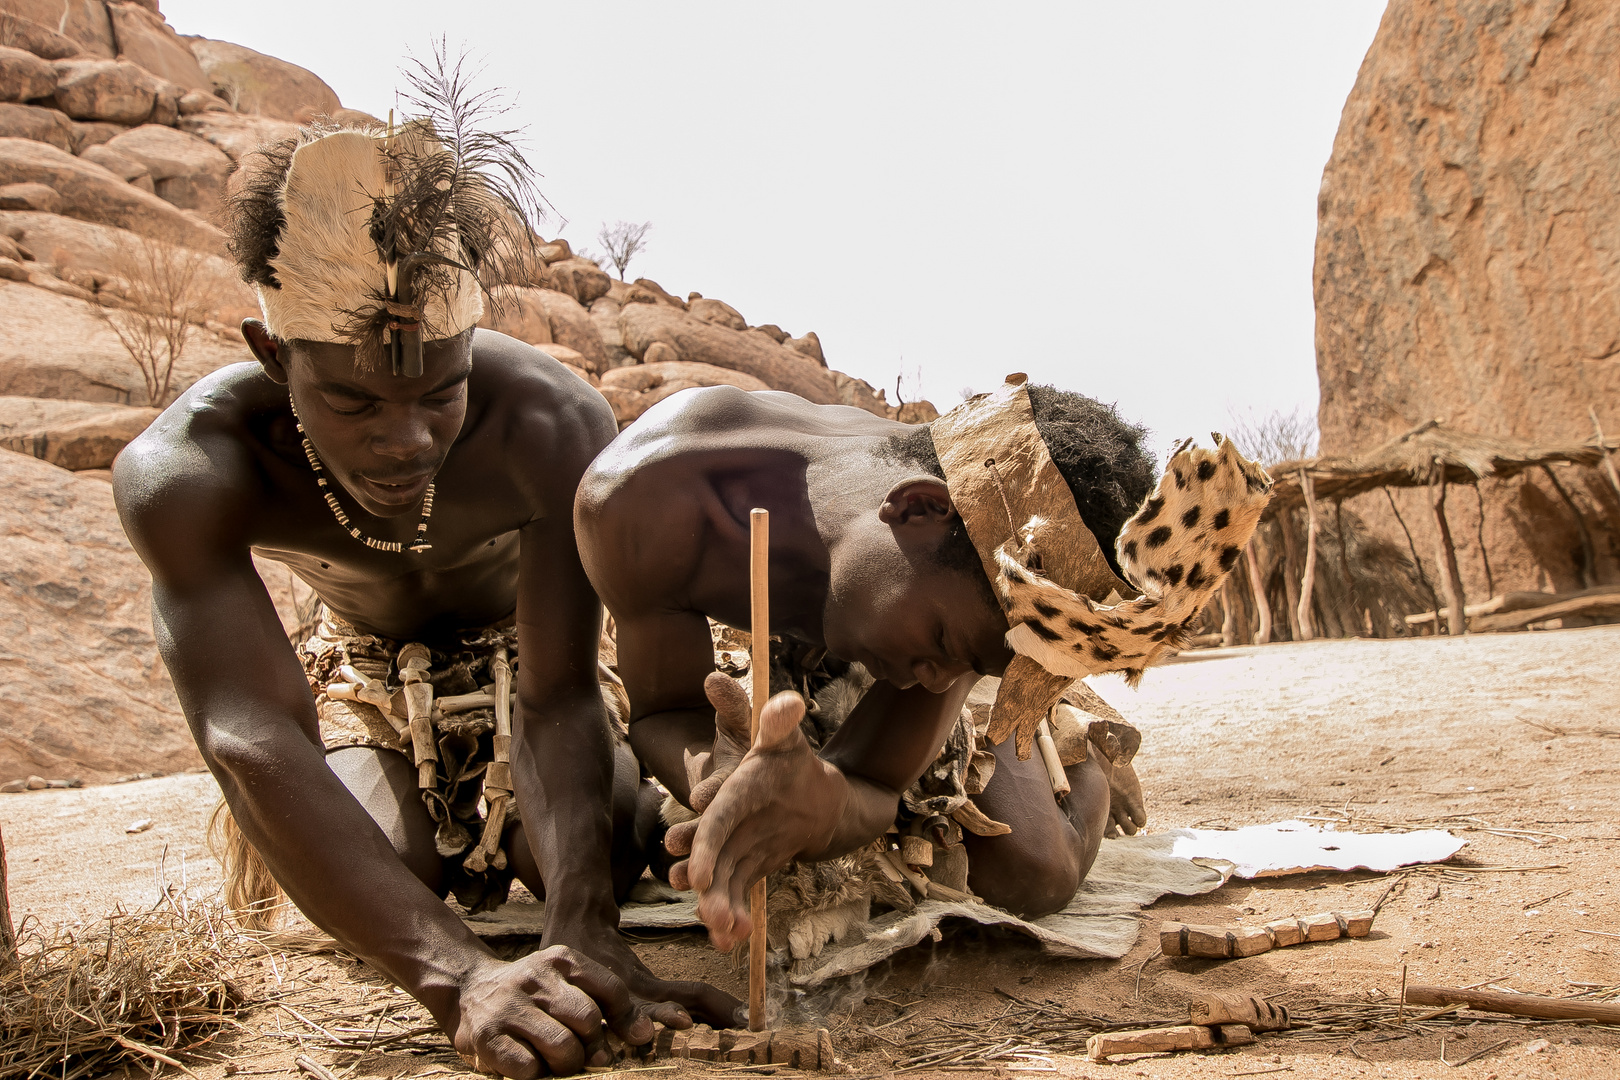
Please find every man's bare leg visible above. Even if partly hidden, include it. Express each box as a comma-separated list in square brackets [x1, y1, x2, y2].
[331, 738, 668, 905]
[959, 735, 1113, 919]
[507, 737, 667, 904]
[326, 745, 446, 894]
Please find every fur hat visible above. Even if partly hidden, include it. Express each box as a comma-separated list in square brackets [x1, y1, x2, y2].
[255, 128, 484, 367]
[931, 376, 1273, 758]
[226, 50, 547, 375]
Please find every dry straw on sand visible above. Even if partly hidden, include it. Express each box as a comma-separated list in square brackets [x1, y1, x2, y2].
[0, 895, 254, 1080]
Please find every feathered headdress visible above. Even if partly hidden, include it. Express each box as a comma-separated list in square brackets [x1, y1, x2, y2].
[233, 46, 549, 375]
[931, 375, 1274, 759]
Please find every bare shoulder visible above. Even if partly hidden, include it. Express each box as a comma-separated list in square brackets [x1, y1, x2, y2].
[574, 388, 771, 613]
[467, 330, 617, 500]
[112, 363, 270, 577]
[582, 384, 900, 505]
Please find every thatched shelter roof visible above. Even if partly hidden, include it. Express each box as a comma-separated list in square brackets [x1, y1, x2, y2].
[1263, 419, 1619, 511]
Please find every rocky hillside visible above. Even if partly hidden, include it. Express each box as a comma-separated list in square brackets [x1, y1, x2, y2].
[1314, 0, 1620, 598]
[0, 0, 933, 784]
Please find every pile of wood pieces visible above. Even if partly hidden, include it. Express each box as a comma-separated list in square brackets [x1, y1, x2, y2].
[619, 1025, 837, 1069]
[1086, 993, 1289, 1062]
[1160, 908, 1374, 959]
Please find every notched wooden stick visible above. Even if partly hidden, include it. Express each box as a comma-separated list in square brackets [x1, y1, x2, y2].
[1160, 910, 1374, 958]
[1086, 1023, 1254, 1062]
[1189, 991, 1291, 1031]
[465, 647, 514, 874]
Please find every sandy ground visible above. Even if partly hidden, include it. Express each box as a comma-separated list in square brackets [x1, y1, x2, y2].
[3, 625, 1618, 1079]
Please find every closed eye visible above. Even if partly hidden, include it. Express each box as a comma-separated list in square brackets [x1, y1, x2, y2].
[423, 383, 467, 407]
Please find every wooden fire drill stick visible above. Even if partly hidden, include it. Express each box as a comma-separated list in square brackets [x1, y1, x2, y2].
[748, 507, 770, 1033]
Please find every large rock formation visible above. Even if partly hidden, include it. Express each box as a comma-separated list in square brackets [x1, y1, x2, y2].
[0, 396, 159, 467]
[0, 449, 198, 783]
[185, 37, 340, 122]
[1315, 0, 1620, 595]
[0, 1, 117, 58]
[0, 279, 247, 403]
[0, 0, 932, 782]
[0, 137, 222, 248]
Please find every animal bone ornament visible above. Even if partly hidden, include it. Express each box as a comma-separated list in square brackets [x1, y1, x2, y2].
[931, 374, 1273, 758]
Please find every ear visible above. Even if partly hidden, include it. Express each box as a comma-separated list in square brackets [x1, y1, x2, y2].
[242, 319, 287, 383]
[879, 476, 957, 528]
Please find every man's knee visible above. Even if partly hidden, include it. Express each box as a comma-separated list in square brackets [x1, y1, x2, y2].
[971, 838, 1081, 920]
[325, 746, 444, 892]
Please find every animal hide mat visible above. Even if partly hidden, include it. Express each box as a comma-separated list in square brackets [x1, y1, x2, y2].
[462, 832, 1232, 988]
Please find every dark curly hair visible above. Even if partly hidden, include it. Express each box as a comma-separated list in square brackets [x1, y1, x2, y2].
[880, 385, 1155, 581]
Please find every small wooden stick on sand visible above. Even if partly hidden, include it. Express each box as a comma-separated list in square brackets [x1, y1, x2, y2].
[1404, 984, 1620, 1024]
[748, 507, 770, 1033]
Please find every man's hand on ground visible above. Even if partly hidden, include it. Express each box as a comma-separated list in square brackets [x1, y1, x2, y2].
[545, 915, 746, 1031]
[667, 687, 846, 951]
[451, 947, 649, 1078]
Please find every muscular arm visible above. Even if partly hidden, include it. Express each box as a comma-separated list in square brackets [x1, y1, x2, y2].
[508, 403, 618, 945]
[616, 609, 721, 806]
[114, 448, 504, 1031]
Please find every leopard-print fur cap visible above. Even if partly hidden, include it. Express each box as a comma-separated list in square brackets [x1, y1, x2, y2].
[932, 376, 1273, 758]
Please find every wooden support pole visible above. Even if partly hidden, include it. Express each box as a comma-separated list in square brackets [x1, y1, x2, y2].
[1384, 487, 1440, 627]
[1428, 465, 1467, 636]
[747, 507, 770, 1033]
[1296, 470, 1319, 641]
[1218, 579, 1235, 648]
[1244, 539, 1272, 645]
[1592, 406, 1620, 503]
[1471, 483, 1494, 599]
[1404, 984, 1620, 1024]
[1276, 508, 1303, 641]
[1539, 463, 1597, 590]
[0, 825, 15, 968]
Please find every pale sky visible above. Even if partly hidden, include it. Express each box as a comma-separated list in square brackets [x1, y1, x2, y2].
[165, 1, 1387, 454]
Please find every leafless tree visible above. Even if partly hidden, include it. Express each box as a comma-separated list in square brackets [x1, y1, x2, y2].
[99, 236, 211, 407]
[1227, 405, 1320, 467]
[596, 220, 652, 281]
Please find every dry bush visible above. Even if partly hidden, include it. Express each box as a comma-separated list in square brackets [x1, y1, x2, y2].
[1227, 405, 1320, 467]
[0, 897, 256, 1078]
[1202, 503, 1432, 645]
[597, 219, 652, 281]
[98, 236, 217, 407]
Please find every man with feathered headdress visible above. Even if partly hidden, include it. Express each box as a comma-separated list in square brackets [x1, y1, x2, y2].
[114, 57, 739, 1076]
[576, 374, 1271, 950]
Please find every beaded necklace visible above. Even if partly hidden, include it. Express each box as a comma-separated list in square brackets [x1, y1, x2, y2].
[289, 397, 434, 554]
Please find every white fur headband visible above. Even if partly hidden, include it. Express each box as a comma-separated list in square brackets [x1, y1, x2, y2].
[256, 130, 482, 354]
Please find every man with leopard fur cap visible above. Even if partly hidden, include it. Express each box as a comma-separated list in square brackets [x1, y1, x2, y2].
[576, 374, 1270, 950]
[113, 66, 740, 1078]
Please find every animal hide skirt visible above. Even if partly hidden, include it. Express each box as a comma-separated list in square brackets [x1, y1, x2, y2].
[293, 607, 630, 912]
